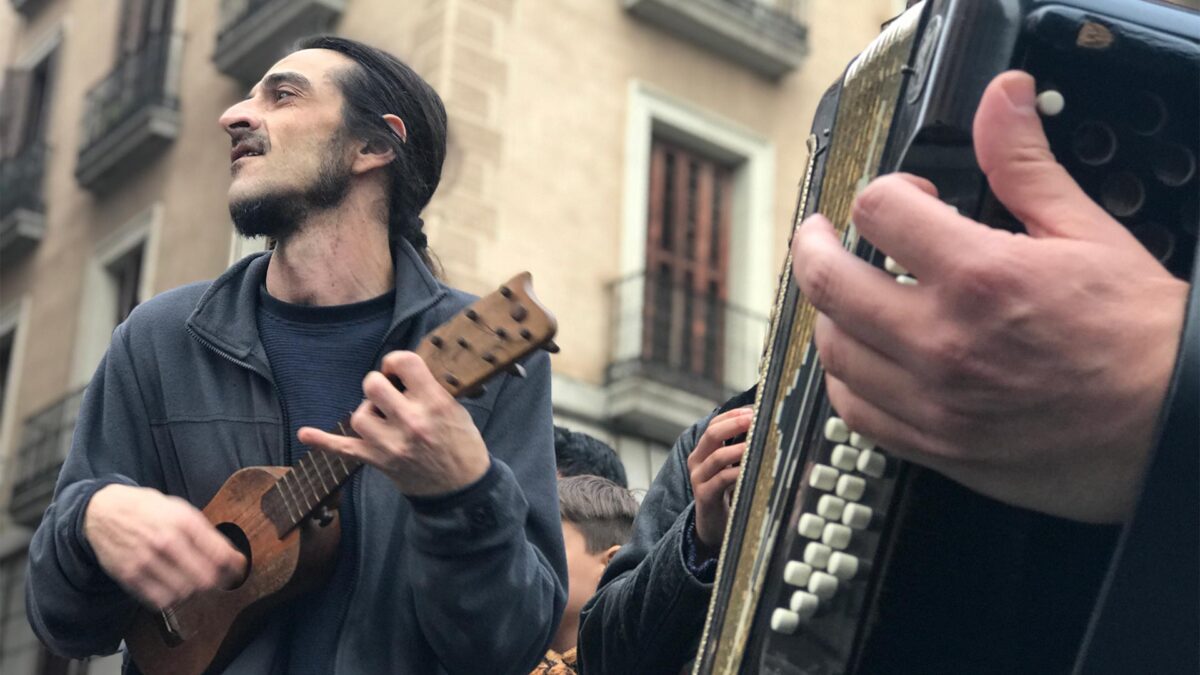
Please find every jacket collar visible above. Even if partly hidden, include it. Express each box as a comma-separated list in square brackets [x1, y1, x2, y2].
[186, 238, 447, 369]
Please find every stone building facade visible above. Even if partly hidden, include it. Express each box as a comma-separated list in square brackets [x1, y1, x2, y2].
[0, 0, 901, 671]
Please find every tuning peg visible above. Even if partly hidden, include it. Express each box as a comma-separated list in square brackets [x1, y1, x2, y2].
[510, 305, 528, 322]
[464, 386, 487, 399]
[465, 309, 480, 321]
[541, 340, 560, 354]
[506, 363, 526, 379]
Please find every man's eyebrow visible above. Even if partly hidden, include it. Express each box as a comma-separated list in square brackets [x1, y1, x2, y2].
[245, 71, 314, 99]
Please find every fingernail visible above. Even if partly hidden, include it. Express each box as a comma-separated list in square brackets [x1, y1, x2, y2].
[998, 72, 1036, 112]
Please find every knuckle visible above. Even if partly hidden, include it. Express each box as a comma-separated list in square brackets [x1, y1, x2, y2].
[799, 248, 839, 310]
[814, 322, 843, 378]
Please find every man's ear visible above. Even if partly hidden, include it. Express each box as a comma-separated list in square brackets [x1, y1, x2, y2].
[601, 544, 621, 567]
[352, 114, 407, 174]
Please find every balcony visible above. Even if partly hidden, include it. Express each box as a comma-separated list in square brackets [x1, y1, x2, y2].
[0, 141, 47, 266]
[213, 0, 346, 84]
[623, 0, 809, 79]
[9, 388, 85, 528]
[606, 272, 767, 443]
[75, 33, 182, 193]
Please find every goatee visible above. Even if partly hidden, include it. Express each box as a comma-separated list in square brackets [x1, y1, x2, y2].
[230, 152, 352, 241]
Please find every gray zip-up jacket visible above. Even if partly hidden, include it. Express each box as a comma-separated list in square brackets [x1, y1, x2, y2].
[25, 241, 567, 674]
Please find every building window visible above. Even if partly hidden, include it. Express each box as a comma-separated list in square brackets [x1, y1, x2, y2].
[109, 243, 144, 325]
[0, 46, 57, 159]
[117, 0, 175, 58]
[643, 137, 734, 387]
[0, 329, 12, 420]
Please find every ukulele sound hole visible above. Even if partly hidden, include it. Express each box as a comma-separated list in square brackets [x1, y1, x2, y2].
[215, 522, 252, 589]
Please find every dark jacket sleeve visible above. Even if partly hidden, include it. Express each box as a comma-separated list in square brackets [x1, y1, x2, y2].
[25, 323, 163, 658]
[577, 412, 718, 675]
[404, 350, 567, 675]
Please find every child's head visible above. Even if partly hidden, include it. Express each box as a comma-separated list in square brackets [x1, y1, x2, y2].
[557, 475, 640, 636]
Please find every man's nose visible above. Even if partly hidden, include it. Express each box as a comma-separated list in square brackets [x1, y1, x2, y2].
[218, 100, 260, 136]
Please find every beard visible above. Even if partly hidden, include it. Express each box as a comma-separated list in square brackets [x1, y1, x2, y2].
[229, 149, 352, 241]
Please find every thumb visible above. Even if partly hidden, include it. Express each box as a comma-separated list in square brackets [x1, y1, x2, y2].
[973, 71, 1129, 245]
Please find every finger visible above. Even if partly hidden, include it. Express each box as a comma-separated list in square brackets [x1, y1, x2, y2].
[694, 443, 747, 486]
[973, 71, 1131, 246]
[697, 465, 742, 508]
[792, 214, 927, 364]
[824, 375, 956, 472]
[814, 314, 938, 428]
[851, 174, 995, 279]
[380, 351, 445, 399]
[890, 171, 940, 198]
[182, 517, 246, 588]
[299, 426, 381, 466]
[348, 399, 401, 449]
[362, 370, 412, 420]
[131, 574, 180, 611]
[688, 409, 753, 471]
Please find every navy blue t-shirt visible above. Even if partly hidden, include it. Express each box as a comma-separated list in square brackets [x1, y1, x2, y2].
[256, 285, 393, 674]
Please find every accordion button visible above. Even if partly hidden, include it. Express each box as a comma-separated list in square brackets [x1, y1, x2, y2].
[857, 450, 887, 478]
[884, 256, 909, 276]
[809, 464, 839, 491]
[817, 495, 846, 520]
[770, 608, 800, 634]
[896, 275, 919, 286]
[783, 561, 813, 587]
[836, 475, 866, 501]
[823, 416, 850, 443]
[808, 571, 839, 601]
[830, 444, 860, 471]
[804, 542, 832, 569]
[843, 504, 873, 530]
[798, 513, 826, 539]
[1036, 89, 1065, 117]
[790, 590, 820, 619]
[822, 523, 852, 550]
[849, 432, 876, 451]
[828, 552, 860, 581]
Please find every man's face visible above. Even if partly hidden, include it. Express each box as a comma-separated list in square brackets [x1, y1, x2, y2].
[218, 49, 359, 239]
[562, 521, 615, 624]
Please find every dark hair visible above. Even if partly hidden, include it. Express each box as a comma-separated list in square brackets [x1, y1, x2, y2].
[295, 36, 446, 269]
[558, 475, 639, 554]
[554, 426, 628, 488]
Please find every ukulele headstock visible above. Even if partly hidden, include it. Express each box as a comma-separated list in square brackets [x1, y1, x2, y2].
[415, 272, 558, 397]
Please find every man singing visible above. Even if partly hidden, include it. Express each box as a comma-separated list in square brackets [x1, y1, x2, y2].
[25, 36, 566, 675]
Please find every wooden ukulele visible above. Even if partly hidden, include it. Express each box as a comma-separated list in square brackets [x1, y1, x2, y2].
[124, 272, 558, 675]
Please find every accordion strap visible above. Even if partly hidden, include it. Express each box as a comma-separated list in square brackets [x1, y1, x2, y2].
[1075, 241, 1200, 673]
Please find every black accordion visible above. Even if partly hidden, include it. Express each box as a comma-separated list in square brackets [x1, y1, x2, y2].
[694, 1, 1199, 673]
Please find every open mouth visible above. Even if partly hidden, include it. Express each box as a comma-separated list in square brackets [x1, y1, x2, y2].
[230, 142, 265, 164]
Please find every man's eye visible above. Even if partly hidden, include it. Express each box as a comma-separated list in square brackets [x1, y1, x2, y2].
[274, 90, 295, 101]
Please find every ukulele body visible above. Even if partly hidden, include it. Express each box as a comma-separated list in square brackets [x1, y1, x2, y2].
[125, 466, 341, 675]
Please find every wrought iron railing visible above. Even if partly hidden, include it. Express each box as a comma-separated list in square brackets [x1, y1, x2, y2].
[608, 272, 768, 400]
[78, 33, 180, 159]
[9, 388, 86, 527]
[0, 141, 46, 222]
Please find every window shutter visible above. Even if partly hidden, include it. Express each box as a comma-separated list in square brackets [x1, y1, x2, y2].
[0, 68, 34, 159]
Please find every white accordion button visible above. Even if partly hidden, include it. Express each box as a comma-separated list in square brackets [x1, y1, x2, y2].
[896, 275, 918, 286]
[828, 552, 860, 581]
[1036, 89, 1065, 117]
[808, 464, 839, 491]
[804, 542, 832, 569]
[771, 608, 800, 634]
[849, 432, 876, 451]
[807, 571, 839, 602]
[884, 256, 909, 276]
[789, 590, 820, 619]
[823, 417, 850, 443]
[842, 503, 873, 530]
[798, 513, 826, 539]
[830, 444, 860, 471]
[817, 495, 846, 521]
[836, 475, 866, 501]
[783, 561, 813, 587]
[856, 450, 887, 478]
[822, 523, 852, 550]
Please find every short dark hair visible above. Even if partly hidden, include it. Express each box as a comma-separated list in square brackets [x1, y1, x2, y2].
[554, 426, 628, 488]
[558, 475, 639, 554]
[295, 36, 447, 269]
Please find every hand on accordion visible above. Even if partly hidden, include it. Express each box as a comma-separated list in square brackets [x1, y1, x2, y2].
[791, 70, 1189, 524]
